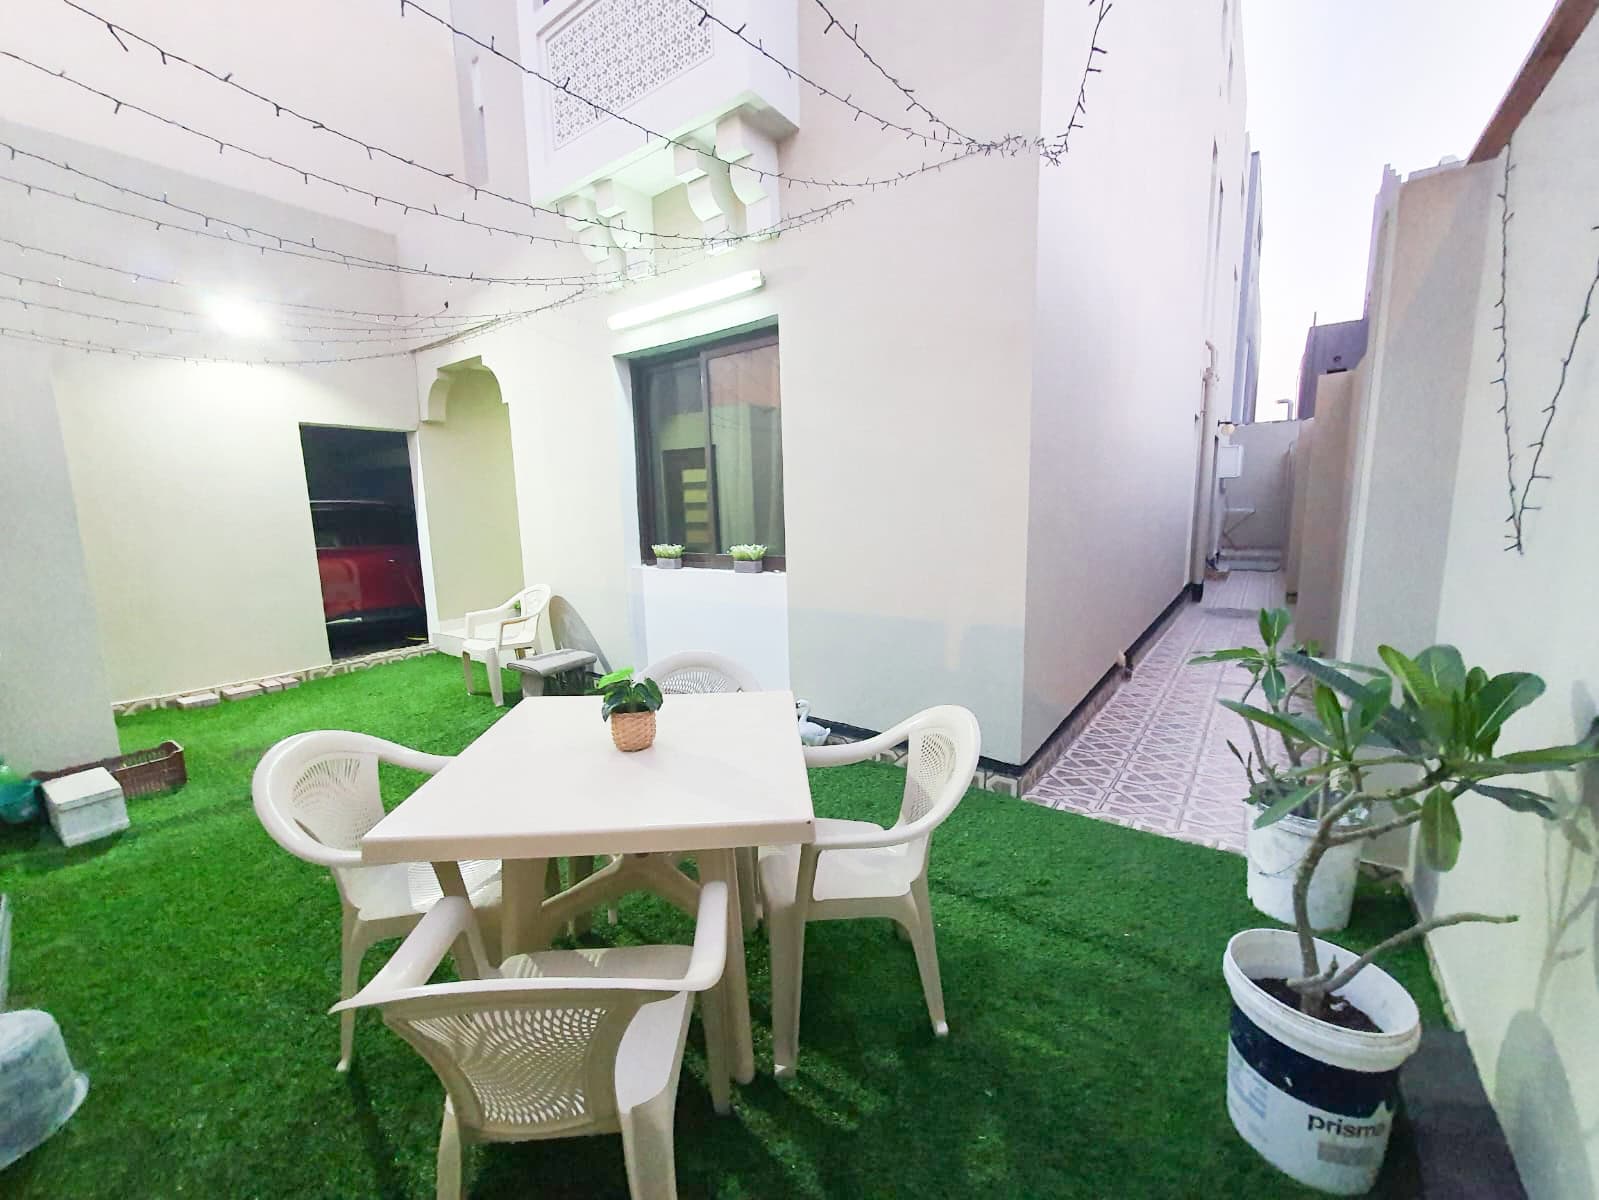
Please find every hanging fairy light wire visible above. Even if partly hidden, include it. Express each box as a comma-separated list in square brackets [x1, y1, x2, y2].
[0, 145, 627, 287]
[51, 0, 847, 242]
[0, 234, 523, 328]
[680, 1, 981, 149]
[0, 48, 852, 255]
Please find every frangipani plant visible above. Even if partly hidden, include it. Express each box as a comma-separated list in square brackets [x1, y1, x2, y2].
[1190, 608, 1331, 822]
[1220, 624, 1599, 1021]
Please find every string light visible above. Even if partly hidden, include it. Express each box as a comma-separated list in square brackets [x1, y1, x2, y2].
[0, 48, 844, 254]
[804, 0, 978, 145]
[0, 191, 852, 363]
[1039, 0, 1114, 164]
[0, 234, 522, 327]
[51, 0, 838, 243]
[682, 1, 981, 150]
[0, 145, 627, 287]
[0, 285, 588, 366]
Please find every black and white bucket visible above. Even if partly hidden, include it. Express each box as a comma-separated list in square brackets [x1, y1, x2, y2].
[1222, 929, 1421, 1195]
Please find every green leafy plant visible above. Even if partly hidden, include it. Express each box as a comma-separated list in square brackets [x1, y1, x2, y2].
[592, 668, 663, 721]
[651, 544, 684, 559]
[1217, 615, 1599, 1019]
[729, 544, 767, 561]
[1189, 608, 1334, 823]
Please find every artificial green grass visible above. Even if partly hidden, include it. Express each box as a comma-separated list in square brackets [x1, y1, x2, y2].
[0, 654, 1443, 1198]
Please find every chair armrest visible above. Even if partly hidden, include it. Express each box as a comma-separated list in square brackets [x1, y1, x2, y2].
[463, 603, 514, 639]
[332, 896, 493, 1013]
[680, 879, 729, 992]
[336, 883, 732, 1012]
[802, 730, 905, 769]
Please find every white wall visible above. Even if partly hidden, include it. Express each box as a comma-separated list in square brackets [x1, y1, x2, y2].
[636, 567, 791, 690]
[0, 347, 120, 772]
[407, 0, 1048, 761]
[1337, 162, 1495, 663]
[0, 121, 418, 701]
[1021, 0, 1250, 755]
[1223, 419, 1301, 550]
[1339, 17, 1599, 1197]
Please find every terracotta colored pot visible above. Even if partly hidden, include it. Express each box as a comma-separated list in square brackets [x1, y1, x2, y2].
[610, 710, 657, 752]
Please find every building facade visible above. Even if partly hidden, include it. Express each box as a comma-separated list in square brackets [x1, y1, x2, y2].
[0, 0, 1251, 770]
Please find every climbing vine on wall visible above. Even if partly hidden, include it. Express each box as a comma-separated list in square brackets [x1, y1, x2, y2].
[1493, 139, 1599, 554]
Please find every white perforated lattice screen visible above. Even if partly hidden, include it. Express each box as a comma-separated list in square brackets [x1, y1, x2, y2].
[544, 0, 713, 144]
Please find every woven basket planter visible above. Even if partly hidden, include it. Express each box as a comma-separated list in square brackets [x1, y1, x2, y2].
[610, 711, 657, 752]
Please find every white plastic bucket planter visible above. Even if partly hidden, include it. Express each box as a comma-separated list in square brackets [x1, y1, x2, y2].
[1246, 811, 1361, 931]
[1223, 929, 1421, 1196]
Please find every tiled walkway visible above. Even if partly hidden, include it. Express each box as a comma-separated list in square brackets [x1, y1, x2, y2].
[1023, 571, 1287, 853]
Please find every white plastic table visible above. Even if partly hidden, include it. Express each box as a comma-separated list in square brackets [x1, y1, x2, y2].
[360, 690, 815, 1111]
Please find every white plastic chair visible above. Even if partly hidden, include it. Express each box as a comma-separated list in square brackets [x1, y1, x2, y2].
[334, 881, 729, 1200]
[460, 584, 552, 706]
[252, 731, 503, 1072]
[759, 705, 980, 1078]
[642, 652, 764, 932]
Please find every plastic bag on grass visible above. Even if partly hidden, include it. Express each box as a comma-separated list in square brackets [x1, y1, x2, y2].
[0, 761, 40, 826]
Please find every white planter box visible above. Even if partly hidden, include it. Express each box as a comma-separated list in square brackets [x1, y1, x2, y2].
[42, 768, 129, 848]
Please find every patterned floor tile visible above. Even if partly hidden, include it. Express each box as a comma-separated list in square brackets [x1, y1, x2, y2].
[1022, 574, 1291, 855]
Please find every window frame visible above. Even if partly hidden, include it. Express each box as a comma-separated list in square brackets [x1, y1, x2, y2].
[629, 327, 785, 571]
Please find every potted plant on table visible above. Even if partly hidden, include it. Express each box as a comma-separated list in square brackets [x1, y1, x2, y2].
[651, 544, 684, 570]
[1190, 608, 1368, 931]
[594, 668, 664, 752]
[729, 544, 767, 574]
[1215, 631, 1599, 1195]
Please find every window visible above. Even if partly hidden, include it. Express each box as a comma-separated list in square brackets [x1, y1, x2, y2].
[631, 329, 785, 567]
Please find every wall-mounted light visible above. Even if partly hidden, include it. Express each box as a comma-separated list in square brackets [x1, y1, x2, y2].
[607, 270, 764, 332]
[203, 295, 273, 339]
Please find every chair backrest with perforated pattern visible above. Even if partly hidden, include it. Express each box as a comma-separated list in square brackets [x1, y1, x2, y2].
[892, 708, 979, 870]
[382, 990, 647, 1139]
[642, 651, 761, 695]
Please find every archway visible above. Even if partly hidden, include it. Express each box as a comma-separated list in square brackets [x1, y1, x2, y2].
[414, 358, 526, 647]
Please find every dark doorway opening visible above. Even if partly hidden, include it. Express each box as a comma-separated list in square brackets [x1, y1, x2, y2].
[299, 425, 427, 659]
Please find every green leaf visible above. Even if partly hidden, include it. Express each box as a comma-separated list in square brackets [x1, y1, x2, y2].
[1286, 653, 1419, 751]
[1378, 645, 1453, 744]
[1313, 684, 1347, 753]
[1420, 787, 1462, 871]
[1468, 673, 1546, 750]
[596, 668, 634, 689]
[1469, 783, 1558, 818]
[1262, 666, 1286, 707]
[1415, 645, 1468, 696]
[1219, 699, 1334, 749]
[1258, 608, 1291, 648]
[1253, 785, 1319, 828]
[1188, 648, 1264, 665]
[640, 677, 664, 710]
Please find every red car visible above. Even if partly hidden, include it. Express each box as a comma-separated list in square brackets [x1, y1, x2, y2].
[310, 501, 425, 630]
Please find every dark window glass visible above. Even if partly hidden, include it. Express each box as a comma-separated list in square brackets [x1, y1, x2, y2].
[632, 331, 784, 563]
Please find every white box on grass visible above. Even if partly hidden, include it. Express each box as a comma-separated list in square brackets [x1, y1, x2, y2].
[41, 768, 129, 848]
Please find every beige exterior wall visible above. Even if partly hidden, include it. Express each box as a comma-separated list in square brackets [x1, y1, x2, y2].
[1336, 18, 1599, 1198]
[1289, 372, 1358, 651]
[416, 368, 525, 628]
[1223, 419, 1302, 550]
[0, 122, 418, 705]
[0, 348, 120, 772]
[1337, 162, 1496, 664]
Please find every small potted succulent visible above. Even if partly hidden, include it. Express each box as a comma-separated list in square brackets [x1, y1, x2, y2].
[651, 544, 684, 570]
[594, 668, 664, 752]
[1213, 625, 1599, 1195]
[730, 544, 767, 574]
